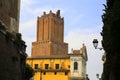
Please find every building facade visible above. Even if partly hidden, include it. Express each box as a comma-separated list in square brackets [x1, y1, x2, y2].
[27, 10, 88, 80]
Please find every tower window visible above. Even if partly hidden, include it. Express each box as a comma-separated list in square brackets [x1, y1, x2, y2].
[74, 62, 78, 70]
[65, 72, 68, 75]
[43, 72, 46, 75]
[45, 64, 49, 69]
[68, 65, 70, 68]
[55, 64, 59, 69]
[54, 72, 57, 75]
[34, 64, 38, 69]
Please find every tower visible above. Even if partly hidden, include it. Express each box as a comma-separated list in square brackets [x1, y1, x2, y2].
[32, 10, 68, 57]
[70, 44, 88, 80]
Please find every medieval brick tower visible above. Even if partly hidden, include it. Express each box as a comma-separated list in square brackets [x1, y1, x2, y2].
[32, 10, 68, 57]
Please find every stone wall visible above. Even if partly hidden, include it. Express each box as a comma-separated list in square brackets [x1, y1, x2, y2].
[0, 0, 20, 33]
[0, 29, 26, 80]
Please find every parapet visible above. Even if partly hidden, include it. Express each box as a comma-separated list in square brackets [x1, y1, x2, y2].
[71, 44, 88, 61]
[41, 10, 61, 18]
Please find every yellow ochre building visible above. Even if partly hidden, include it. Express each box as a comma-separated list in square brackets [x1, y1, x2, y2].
[26, 10, 88, 80]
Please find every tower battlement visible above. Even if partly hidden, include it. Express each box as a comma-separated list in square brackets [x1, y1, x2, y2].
[32, 10, 68, 57]
[39, 10, 63, 19]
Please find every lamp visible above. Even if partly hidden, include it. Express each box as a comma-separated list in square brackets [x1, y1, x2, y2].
[96, 73, 101, 80]
[93, 39, 103, 50]
[96, 73, 99, 79]
[93, 39, 98, 49]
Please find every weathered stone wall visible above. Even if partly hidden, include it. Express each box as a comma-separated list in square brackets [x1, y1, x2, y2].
[0, 0, 20, 33]
[0, 31, 26, 80]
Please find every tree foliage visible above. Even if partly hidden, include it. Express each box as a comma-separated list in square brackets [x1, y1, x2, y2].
[25, 63, 34, 80]
[102, 0, 120, 55]
[102, 0, 120, 80]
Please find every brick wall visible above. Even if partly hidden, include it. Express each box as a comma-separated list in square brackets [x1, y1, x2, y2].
[31, 10, 68, 57]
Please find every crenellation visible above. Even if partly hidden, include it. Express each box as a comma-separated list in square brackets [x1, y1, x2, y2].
[49, 10, 52, 14]
[41, 10, 63, 20]
[56, 10, 60, 17]
[43, 11, 46, 15]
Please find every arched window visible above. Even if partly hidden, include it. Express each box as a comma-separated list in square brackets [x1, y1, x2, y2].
[74, 62, 78, 70]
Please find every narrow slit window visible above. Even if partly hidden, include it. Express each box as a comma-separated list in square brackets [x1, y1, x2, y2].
[74, 62, 78, 70]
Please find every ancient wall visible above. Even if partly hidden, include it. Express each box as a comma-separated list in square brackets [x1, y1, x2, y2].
[0, 0, 20, 33]
[0, 27, 26, 80]
[0, 0, 26, 80]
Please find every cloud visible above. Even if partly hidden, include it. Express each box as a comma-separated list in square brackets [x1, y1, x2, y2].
[22, 36, 35, 55]
[20, 19, 36, 30]
[19, 18, 37, 55]
[65, 27, 102, 52]
[20, 0, 65, 17]
[21, 0, 36, 8]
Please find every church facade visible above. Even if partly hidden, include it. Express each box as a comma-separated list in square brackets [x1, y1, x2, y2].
[26, 10, 88, 80]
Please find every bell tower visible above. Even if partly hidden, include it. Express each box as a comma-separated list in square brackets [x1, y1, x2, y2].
[32, 10, 68, 57]
[70, 44, 88, 80]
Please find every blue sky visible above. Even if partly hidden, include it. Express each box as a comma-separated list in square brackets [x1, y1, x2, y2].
[19, 0, 106, 80]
